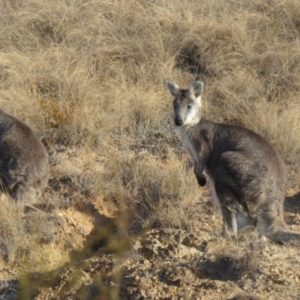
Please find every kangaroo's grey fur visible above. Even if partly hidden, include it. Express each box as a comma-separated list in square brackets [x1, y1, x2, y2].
[0, 110, 49, 205]
[167, 80, 300, 243]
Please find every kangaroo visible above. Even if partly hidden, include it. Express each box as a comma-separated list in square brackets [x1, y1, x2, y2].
[0, 110, 50, 205]
[167, 80, 300, 243]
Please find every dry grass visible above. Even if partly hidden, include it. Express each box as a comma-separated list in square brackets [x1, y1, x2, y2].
[0, 0, 300, 298]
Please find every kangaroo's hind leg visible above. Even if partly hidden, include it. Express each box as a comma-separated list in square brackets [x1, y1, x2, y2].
[221, 204, 238, 236]
[215, 184, 254, 237]
[214, 185, 239, 236]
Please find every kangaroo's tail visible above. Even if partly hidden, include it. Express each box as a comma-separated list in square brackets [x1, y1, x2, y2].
[267, 230, 300, 244]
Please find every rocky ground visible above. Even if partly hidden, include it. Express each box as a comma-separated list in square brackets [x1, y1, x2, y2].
[3, 220, 300, 300]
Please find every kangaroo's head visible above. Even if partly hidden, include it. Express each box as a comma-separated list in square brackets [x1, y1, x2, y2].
[166, 81, 204, 127]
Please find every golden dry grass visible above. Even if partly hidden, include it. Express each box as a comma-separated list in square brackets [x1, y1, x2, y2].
[1, 0, 300, 298]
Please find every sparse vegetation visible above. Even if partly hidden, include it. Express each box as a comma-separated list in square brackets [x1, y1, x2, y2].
[0, 0, 300, 299]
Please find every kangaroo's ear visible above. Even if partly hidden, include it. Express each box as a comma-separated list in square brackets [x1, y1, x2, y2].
[166, 81, 180, 97]
[189, 81, 204, 98]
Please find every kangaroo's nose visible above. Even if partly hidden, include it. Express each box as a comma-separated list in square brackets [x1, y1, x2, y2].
[175, 117, 183, 126]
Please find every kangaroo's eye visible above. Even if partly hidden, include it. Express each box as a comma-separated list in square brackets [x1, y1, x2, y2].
[187, 104, 192, 109]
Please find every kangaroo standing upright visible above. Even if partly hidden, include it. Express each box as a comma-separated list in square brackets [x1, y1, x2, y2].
[0, 110, 50, 205]
[167, 80, 300, 243]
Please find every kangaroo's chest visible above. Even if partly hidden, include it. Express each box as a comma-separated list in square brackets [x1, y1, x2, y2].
[178, 127, 198, 165]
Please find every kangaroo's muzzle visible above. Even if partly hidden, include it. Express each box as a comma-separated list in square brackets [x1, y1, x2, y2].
[175, 116, 184, 126]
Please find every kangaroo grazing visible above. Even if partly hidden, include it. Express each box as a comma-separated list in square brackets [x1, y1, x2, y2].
[0, 110, 49, 205]
[167, 80, 300, 243]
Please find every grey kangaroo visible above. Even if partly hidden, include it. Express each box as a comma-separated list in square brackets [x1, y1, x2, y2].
[0, 110, 49, 205]
[167, 80, 300, 243]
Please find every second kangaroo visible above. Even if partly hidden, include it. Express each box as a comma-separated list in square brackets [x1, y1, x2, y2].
[167, 80, 300, 243]
[0, 110, 49, 205]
